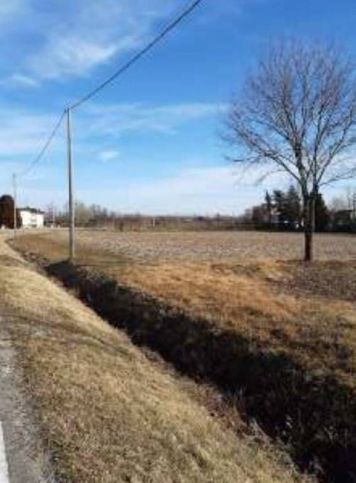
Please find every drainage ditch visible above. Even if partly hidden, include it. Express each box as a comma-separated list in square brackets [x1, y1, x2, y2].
[19, 255, 356, 482]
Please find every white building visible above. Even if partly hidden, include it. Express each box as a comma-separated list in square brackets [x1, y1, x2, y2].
[19, 207, 45, 229]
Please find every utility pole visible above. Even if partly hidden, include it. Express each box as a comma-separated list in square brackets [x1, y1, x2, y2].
[12, 174, 17, 238]
[66, 108, 75, 261]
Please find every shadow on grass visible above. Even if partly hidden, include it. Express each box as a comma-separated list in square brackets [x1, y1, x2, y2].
[43, 260, 356, 482]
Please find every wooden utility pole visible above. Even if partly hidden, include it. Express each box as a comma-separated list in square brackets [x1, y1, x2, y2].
[66, 108, 75, 261]
[12, 174, 17, 238]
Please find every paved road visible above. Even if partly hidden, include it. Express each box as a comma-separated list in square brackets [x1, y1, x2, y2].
[0, 318, 52, 482]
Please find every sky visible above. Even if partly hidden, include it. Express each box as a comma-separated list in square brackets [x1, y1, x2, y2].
[1, 0, 356, 215]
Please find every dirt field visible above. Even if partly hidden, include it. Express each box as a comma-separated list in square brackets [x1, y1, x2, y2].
[70, 229, 356, 262]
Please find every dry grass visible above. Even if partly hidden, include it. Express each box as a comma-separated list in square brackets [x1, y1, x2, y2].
[0, 237, 308, 482]
[115, 260, 356, 386]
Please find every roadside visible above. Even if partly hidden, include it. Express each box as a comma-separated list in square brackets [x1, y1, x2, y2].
[0, 320, 51, 482]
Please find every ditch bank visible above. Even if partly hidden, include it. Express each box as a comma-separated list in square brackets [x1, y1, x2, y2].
[16, 253, 356, 483]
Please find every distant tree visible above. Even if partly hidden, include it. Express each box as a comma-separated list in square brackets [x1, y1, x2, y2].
[272, 190, 286, 228]
[45, 203, 58, 226]
[284, 185, 302, 229]
[329, 196, 349, 212]
[272, 187, 300, 229]
[239, 208, 253, 224]
[328, 190, 356, 231]
[315, 193, 330, 231]
[75, 201, 92, 226]
[265, 191, 273, 225]
[0, 195, 21, 229]
[346, 187, 356, 212]
[59, 200, 116, 228]
[252, 205, 266, 226]
[225, 40, 356, 261]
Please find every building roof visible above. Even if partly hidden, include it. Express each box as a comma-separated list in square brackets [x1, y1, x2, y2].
[18, 207, 45, 215]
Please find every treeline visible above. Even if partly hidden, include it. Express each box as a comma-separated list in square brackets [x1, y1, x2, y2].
[46, 189, 356, 233]
[0, 195, 22, 229]
[240, 186, 356, 232]
[52, 202, 115, 227]
[49, 202, 245, 232]
[2, 190, 354, 234]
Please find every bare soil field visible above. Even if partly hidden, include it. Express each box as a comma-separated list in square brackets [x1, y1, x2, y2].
[10, 230, 356, 482]
[15, 228, 356, 263]
[73, 229, 356, 262]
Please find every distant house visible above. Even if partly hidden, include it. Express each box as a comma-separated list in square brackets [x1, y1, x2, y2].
[19, 207, 45, 229]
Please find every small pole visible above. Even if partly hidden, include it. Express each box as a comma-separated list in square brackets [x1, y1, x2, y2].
[66, 108, 75, 261]
[13, 174, 17, 238]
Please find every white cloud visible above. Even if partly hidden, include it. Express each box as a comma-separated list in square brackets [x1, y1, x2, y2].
[0, 0, 267, 85]
[0, 107, 64, 158]
[89, 165, 247, 215]
[6, 161, 353, 216]
[95, 164, 296, 215]
[28, 38, 119, 81]
[0, 100, 220, 164]
[99, 150, 120, 163]
[80, 102, 226, 137]
[8, 73, 39, 87]
[3, 0, 180, 82]
[70, 163, 292, 216]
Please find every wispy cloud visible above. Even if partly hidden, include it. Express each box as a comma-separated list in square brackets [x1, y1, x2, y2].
[0, 0, 263, 85]
[99, 150, 120, 163]
[0, 100, 221, 162]
[28, 39, 119, 81]
[76, 165, 260, 215]
[1, 0, 180, 83]
[81, 102, 226, 137]
[7, 73, 39, 88]
[0, 107, 64, 158]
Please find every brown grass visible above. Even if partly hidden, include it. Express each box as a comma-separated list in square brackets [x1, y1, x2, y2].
[116, 260, 356, 386]
[0, 237, 308, 482]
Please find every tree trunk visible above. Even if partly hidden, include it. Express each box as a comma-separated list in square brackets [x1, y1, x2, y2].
[304, 194, 316, 262]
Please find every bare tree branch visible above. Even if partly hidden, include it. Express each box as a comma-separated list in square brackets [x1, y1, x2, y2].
[223, 40, 356, 260]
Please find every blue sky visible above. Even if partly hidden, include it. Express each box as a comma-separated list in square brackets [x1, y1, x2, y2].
[1, 0, 356, 215]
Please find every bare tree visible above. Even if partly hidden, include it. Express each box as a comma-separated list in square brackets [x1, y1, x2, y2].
[225, 41, 356, 260]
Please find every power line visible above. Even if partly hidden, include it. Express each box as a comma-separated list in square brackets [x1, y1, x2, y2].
[15, 0, 203, 180]
[69, 0, 204, 110]
[17, 110, 65, 179]
[14, 0, 204, 259]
